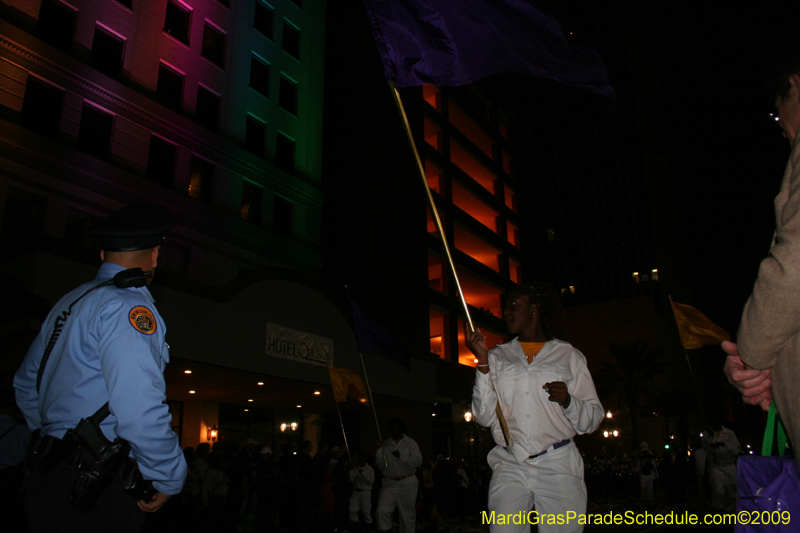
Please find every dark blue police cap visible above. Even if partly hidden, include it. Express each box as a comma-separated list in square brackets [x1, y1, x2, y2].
[86, 204, 175, 251]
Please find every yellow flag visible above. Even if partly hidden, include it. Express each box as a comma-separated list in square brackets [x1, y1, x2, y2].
[327, 366, 369, 405]
[670, 300, 730, 349]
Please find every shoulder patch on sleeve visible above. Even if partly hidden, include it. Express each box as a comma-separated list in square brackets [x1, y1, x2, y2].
[129, 306, 157, 335]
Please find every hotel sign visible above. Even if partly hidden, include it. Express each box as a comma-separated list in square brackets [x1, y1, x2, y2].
[266, 323, 333, 367]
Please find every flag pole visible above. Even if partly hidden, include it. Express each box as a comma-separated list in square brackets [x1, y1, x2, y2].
[668, 295, 703, 407]
[360, 352, 389, 469]
[333, 399, 352, 464]
[388, 81, 473, 331]
[388, 80, 511, 446]
[328, 366, 353, 464]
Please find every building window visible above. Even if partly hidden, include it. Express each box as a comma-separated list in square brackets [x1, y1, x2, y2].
[275, 132, 295, 173]
[241, 181, 263, 224]
[454, 223, 501, 273]
[450, 139, 496, 194]
[162, 243, 188, 274]
[245, 115, 267, 158]
[278, 75, 297, 114]
[115, 0, 133, 7]
[290, 0, 302, 9]
[451, 180, 499, 233]
[273, 196, 292, 238]
[254, 1, 274, 39]
[78, 104, 113, 160]
[157, 62, 185, 113]
[64, 207, 98, 252]
[215, 0, 229, 7]
[202, 22, 226, 68]
[196, 86, 220, 132]
[250, 55, 270, 97]
[282, 21, 300, 59]
[424, 116, 442, 152]
[422, 84, 441, 111]
[0, 186, 47, 247]
[504, 184, 517, 212]
[36, 0, 77, 52]
[426, 160, 443, 194]
[163, 1, 191, 45]
[90, 25, 125, 79]
[428, 254, 446, 293]
[147, 136, 177, 188]
[189, 156, 214, 203]
[20, 77, 63, 138]
[506, 220, 519, 247]
[429, 308, 449, 360]
[508, 257, 521, 284]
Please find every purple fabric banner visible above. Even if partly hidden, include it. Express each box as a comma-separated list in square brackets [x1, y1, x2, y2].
[346, 289, 411, 370]
[363, 0, 614, 100]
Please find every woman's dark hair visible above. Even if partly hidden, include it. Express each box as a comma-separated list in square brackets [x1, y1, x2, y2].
[508, 281, 565, 340]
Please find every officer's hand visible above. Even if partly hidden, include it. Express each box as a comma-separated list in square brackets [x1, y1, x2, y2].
[722, 341, 772, 411]
[138, 491, 172, 512]
[544, 382, 571, 408]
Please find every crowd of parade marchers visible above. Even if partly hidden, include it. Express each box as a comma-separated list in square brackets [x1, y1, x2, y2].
[136, 438, 490, 533]
[132, 437, 713, 532]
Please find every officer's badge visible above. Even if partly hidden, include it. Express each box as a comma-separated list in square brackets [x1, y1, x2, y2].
[129, 306, 157, 335]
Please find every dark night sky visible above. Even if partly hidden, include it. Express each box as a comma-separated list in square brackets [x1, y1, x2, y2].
[520, 1, 800, 336]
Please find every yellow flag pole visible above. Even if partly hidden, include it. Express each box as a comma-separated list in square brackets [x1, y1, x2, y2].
[387, 80, 511, 447]
[360, 352, 388, 469]
[668, 295, 703, 409]
[328, 366, 352, 464]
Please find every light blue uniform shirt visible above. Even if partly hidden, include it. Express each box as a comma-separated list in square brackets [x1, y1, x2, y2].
[14, 262, 187, 495]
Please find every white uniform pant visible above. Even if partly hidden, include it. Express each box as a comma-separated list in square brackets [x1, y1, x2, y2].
[376, 476, 418, 533]
[709, 463, 737, 512]
[349, 489, 373, 524]
[639, 473, 656, 505]
[486, 443, 586, 533]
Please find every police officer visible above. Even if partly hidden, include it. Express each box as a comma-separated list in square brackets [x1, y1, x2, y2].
[14, 204, 187, 532]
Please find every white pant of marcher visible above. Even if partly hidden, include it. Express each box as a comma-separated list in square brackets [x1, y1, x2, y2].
[376, 476, 418, 533]
[709, 463, 737, 512]
[639, 473, 656, 505]
[486, 443, 586, 533]
[349, 489, 373, 524]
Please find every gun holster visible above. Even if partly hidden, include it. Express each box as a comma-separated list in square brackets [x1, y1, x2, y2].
[29, 403, 152, 512]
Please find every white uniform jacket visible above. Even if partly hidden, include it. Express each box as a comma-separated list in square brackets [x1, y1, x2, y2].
[375, 435, 423, 478]
[472, 338, 604, 465]
[350, 463, 375, 490]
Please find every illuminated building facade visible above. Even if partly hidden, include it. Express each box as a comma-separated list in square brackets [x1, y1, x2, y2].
[420, 84, 521, 370]
[0, 0, 436, 454]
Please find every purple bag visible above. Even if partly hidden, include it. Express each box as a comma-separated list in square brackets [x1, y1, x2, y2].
[736, 403, 800, 532]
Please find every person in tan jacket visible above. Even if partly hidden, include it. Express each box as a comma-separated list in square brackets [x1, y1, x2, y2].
[724, 52, 800, 459]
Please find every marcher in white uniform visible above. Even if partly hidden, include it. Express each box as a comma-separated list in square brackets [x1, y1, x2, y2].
[702, 418, 740, 512]
[637, 443, 658, 506]
[467, 282, 604, 533]
[375, 417, 422, 533]
[348, 453, 375, 528]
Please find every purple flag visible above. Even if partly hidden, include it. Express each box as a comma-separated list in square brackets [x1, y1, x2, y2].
[363, 0, 614, 100]
[346, 289, 411, 370]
